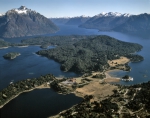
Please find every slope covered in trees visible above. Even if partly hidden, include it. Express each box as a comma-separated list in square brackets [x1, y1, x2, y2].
[37, 35, 143, 73]
[21, 35, 95, 48]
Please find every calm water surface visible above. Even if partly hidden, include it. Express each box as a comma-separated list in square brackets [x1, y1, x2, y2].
[0, 89, 83, 118]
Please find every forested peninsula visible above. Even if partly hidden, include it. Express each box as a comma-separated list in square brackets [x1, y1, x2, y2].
[0, 74, 55, 108]
[21, 35, 96, 48]
[1, 35, 143, 72]
[36, 35, 143, 73]
[0, 39, 28, 49]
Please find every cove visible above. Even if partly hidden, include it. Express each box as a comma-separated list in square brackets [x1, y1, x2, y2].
[0, 89, 83, 118]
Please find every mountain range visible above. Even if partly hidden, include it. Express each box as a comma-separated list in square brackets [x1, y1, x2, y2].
[79, 12, 131, 31]
[51, 12, 150, 37]
[79, 12, 150, 36]
[50, 16, 91, 25]
[0, 6, 59, 38]
[0, 7, 149, 38]
[113, 13, 150, 35]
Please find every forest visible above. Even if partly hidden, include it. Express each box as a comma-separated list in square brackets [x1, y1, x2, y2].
[21, 35, 96, 48]
[126, 81, 150, 112]
[0, 39, 28, 48]
[56, 81, 150, 118]
[0, 74, 55, 106]
[36, 35, 143, 73]
[0, 39, 10, 48]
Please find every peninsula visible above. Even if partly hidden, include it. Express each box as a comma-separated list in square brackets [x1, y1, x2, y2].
[36, 35, 143, 73]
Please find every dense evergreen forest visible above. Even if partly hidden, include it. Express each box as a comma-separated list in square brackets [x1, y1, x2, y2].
[0, 74, 55, 106]
[0, 39, 10, 48]
[0, 35, 143, 72]
[1, 35, 95, 48]
[21, 35, 96, 48]
[36, 35, 143, 73]
[126, 81, 150, 112]
[0, 39, 28, 48]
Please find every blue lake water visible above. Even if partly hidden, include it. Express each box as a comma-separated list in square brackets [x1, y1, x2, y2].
[0, 89, 83, 118]
[2, 24, 150, 87]
[0, 46, 79, 90]
[0, 24, 150, 117]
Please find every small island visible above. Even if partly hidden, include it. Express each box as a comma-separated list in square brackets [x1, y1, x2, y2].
[122, 75, 133, 81]
[3, 52, 20, 59]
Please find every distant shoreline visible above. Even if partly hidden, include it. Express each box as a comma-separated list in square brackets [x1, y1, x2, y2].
[0, 47, 9, 49]
[15, 45, 29, 48]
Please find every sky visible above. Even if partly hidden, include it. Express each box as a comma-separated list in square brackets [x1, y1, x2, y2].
[0, 0, 150, 17]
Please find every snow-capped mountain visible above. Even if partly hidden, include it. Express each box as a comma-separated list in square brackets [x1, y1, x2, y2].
[96, 12, 131, 17]
[0, 13, 4, 16]
[50, 15, 91, 25]
[113, 13, 150, 35]
[65, 15, 90, 25]
[79, 12, 132, 30]
[50, 17, 71, 24]
[80, 12, 150, 37]
[13, 6, 28, 14]
[0, 6, 59, 38]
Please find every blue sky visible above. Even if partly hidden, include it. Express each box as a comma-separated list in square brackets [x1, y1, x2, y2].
[0, 0, 150, 17]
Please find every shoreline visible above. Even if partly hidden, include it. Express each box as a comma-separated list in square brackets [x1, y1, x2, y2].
[15, 45, 29, 48]
[0, 47, 9, 49]
[104, 69, 121, 83]
[0, 69, 121, 109]
[0, 57, 130, 109]
[0, 84, 50, 109]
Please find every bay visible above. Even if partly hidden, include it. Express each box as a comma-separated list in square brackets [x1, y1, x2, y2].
[0, 89, 83, 118]
[0, 24, 150, 117]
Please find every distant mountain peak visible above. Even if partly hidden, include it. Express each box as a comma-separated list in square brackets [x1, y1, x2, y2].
[0, 6, 59, 38]
[79, 15, 90, 18]
[96, 12, 131, 17]
[6, 6, 37, 15]
[0, 13, 4, 16]
[14, 6, 28, 14]
[18, 6, 27, 10]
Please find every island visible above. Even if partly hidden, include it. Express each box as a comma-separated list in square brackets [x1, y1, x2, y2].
[122, 75, 133, 81]
[3, 52, 21, 59]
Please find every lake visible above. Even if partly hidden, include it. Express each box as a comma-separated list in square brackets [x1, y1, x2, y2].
[0, 24, 150, 117]
[0, 89, 83, 118]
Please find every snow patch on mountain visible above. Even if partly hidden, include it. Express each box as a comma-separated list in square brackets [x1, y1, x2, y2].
[96, 12, 131, 17]
[14, 6, 28, 14]
[6, 6, 37, 15]
[0, 13, 4, 16]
